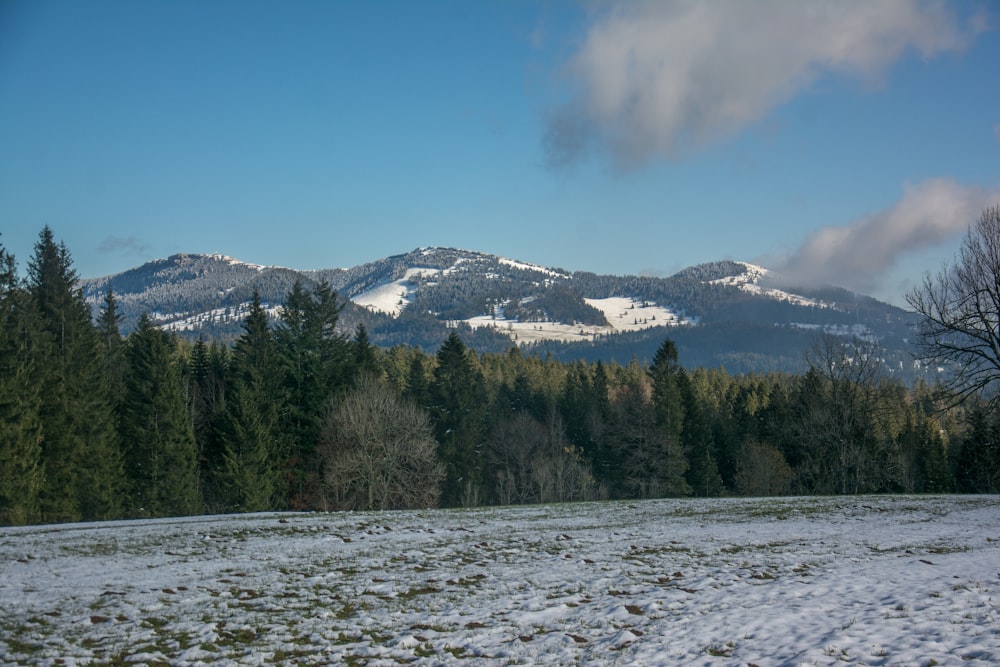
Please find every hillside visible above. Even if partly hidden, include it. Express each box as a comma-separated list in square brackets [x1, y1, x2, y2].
[80, 248, 921, 376]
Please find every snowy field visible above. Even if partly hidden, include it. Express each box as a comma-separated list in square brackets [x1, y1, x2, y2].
[2, 496, 998, 666]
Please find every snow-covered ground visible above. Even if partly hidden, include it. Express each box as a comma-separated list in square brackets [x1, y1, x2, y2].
[353, 268, 443, 316]
[466, 297, 691, 346]
[711, 262, 829, 309]
[3, 496, 997, 666]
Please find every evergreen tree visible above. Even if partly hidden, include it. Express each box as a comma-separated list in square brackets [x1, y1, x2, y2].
[96, 289, 125, 407]
[0, 242, 44, 525]
[405, 354, 430, 407]
[352, 322, 380, 377]
[645, 338, 691, 496]
[121, 315, 201, 517]
[679, 370, 723, 496]
[955, 404, 1000, 493]
[274, 280, 351, 507]
[216, 291, 283, 511]
[429, 331, 487, 506]
[186, 336, 232, 508]
[27, 227, 122, 522]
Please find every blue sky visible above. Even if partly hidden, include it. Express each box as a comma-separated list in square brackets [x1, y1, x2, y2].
[1, 0, 998, 306]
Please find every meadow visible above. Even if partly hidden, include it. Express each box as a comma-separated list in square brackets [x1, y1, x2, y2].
[2, 495, 998, 666]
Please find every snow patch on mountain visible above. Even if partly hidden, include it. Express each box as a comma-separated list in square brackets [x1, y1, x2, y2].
[464, 297, 692, 345]
[353, 268, 442, 316]
[710, 261, 828, 308]
[157, 302, 283, 332]
[207, 253, 269, 272]
[498, 256, 568, 279]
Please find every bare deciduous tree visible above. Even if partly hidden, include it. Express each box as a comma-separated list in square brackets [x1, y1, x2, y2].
[907, 205, 1000, 409]
[733, 440, 794, 497]
[318, 374, 444, 510]
[802, 334, 895, 494]
[487, 411, 600, 505]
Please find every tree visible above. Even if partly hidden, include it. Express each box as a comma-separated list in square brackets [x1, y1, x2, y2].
[908, 205, 1000, 410]
[120, 315, 201, 517]
[216, 292, 283, 511]
[96, 289, 125, 407]
[429, 332, 487, 506]
[645, 339, 692, 497]
[274, 280, 351, 506]
[733, 440, 794, 497]
[797, 335, 890, 494]
[487, 411, 599, 505]
[318, 374, 443, 510]
[352, 322, 380, 377]
[679, 370, 723, 496]
[0, 241, 44, 525]
[27, 227, 122, 522]
[954, 403, 1000, 493]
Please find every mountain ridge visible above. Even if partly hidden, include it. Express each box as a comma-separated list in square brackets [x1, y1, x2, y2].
[79, 247, 921, 376]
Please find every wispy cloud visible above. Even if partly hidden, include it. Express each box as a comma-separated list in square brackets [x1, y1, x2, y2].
[545, 0, 978, 169]
[772, 179, 1000, 293]
[98, 235, 149, 256]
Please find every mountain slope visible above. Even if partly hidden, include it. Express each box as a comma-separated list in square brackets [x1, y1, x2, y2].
[80, 248, 920, 376]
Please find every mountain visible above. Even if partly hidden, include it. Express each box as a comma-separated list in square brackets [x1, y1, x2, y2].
[80, 248, 921, 376]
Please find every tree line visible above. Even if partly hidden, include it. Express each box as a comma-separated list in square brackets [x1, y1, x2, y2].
[2, 227, 999, 526]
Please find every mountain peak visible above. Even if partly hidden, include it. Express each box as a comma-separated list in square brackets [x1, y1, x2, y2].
[79, 247, 917, 376]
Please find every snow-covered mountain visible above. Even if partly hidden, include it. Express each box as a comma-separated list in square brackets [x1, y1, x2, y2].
[80, 248, 919, 375]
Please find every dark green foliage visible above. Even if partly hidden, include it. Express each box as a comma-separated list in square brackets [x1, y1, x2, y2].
[430, 332, 487, 506]
[954, 405, 1000, 493]
[216, 292, 283, 511]
[352, 322, 380, 377]
[121, 315, 201, 517]
[274, 280, 353, 507]
[0, 241, 44, 525]
[27, 227, 123, 522]
[679, 370, 723, 496]
[7, 232, 1000, 526]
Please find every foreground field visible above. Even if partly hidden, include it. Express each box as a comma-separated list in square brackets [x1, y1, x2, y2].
[1, 496, 998, 666]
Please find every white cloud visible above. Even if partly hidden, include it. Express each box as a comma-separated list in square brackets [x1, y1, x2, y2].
[545, 0, 977, 169]
[774, 179, 1000, 293]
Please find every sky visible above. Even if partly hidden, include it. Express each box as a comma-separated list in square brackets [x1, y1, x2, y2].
[1, 0, 998, 306]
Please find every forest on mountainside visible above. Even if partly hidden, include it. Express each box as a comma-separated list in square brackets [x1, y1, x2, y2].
[2, 228, 998, 526]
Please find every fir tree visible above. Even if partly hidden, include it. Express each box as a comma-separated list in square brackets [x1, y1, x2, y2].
[678, 370, 723, 496]
[0, 242, 44, 525]
[274, 280, 351, 507]
[27, 227, 122, 522]
[645, 338, 691, 496]
[429, 331, 487, 506]
[217, 291, 283, 511]
[121, 315, 201, 517]
[352, 322, 380, 377]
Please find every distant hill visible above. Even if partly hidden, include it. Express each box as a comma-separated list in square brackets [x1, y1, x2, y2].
[80, 247, 923, 377]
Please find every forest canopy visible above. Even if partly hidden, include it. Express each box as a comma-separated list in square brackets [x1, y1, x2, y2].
[2, 227, 998, 526]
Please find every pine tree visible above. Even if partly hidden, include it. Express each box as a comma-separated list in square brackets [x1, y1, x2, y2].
[0, 242, 44, 525]
[678, 370, 723, 496]
[27, 227, 123, 522]
[405, 354, 430, 407]
[96, 289, 125, 406]
[274, 280, 351, 507]
[186, 336, 230, 508]
[217, 291, 283, 511]
[352, 322, 380, 377]
[121, 315, 201, 517]
[645, 338, 691, 497]
[429, 331, 487, 506]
